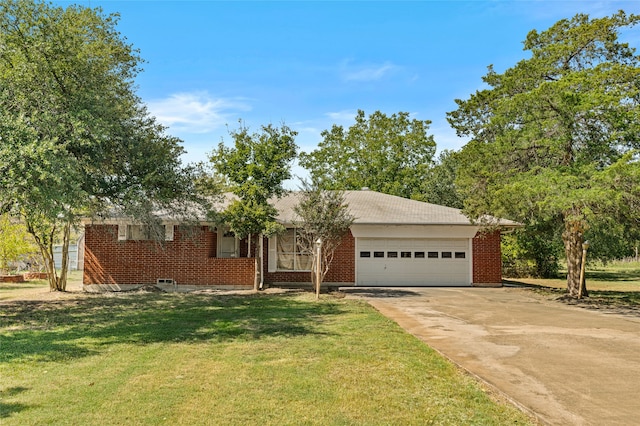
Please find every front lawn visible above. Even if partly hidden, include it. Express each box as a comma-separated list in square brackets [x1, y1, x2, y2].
[506, 260, 640, 292]
[0, 291, 532, 425]
[505, 260, 640, 310]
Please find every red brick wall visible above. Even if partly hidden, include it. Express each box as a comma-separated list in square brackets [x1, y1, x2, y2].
[0, 275, 25, 283]
[263, 230, 356, 284]
[472, 230, 502, 284]
[85, 225, 500, 287]
[84, 225, 254, 287]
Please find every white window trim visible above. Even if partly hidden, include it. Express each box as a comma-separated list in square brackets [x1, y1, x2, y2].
[269, 228, 312, 273]
[216, 227, 239, 258]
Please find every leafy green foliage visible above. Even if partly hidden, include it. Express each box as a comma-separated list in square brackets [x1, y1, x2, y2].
[0, 215, 36, 274]
[421, 149, 464, 208]
[502, 220, 564, 278]
[299, 110, 436, 199]
[293, 183, 355, 295]
[0, 1, 199, 290]
[448, 11, 640, 296]
[210, 123, 298, 240]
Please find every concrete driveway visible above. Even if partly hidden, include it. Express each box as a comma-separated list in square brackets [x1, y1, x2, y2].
[343, 287, 640, 425]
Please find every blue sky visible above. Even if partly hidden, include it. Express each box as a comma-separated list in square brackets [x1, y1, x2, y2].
[56, 0, 639, 182]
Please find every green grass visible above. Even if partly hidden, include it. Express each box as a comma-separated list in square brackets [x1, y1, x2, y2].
[0, 291, 532, 425]
[506, 259, 640, 291]
[505, 260, 640, 308]
[0, 270, 83, 302]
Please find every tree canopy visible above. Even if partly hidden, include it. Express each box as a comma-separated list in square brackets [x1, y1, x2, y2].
[421, 150, 464, 209]
[0, 0, 197, 290]
[448, 11, 640, 297]
[299, 110, 436, 199]
[209, 122, 298, 241]
[293, 182, 355, 298]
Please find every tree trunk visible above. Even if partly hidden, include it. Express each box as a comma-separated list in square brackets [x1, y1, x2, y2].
[39, 243, 57, 291]
[56, 222, 70, 291]
[31, 221, 71, 292]
[562, 218, 588, 298]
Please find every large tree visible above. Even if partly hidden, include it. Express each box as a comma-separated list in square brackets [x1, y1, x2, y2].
[209, 122, 297, 250]
[448, 11, 640, 297]
[299, 110, 436, 199]
[0, 0, 198, 291]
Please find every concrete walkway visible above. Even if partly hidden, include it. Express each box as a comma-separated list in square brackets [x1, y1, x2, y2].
[343, 287, 640, 425]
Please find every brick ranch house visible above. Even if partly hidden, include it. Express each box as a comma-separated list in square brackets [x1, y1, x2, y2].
[83, 189, 518, 292]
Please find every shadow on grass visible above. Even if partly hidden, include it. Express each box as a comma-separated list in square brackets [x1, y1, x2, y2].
[558, 290, 640, 317]
[0, 283, 47, 292]
[0, 387, 30, 418]
[505, 279, 640, 317]
[586, 266, 640, 282]
[0, 292, 346, 364]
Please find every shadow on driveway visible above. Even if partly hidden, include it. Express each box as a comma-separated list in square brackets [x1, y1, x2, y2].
[342, 288, 422, 298]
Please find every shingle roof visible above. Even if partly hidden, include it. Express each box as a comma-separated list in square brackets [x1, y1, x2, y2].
[273, 190, 519, 227]
[89, 189, 519, 228]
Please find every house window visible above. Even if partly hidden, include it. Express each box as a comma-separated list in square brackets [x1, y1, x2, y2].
[374, 251, 385, 258]
[401, 251, 412, 258]
[276, 228, 312, 271]
[387, 251, 398, 258]
[442, 251, 453, 259]
[360, 251, 371, 258]
[427, 251, 439, 258]
[415, 252, 425, 258]
[455, 252, 466, 259]
[217, 228, 239, 258]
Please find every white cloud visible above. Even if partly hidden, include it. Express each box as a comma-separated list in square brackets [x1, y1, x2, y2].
[340, 60, 398, 82]
[325, 110, 357, 122]
[146, 92, 251, 134]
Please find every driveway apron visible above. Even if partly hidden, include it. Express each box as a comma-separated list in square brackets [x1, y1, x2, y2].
[344, 287, 640, 425]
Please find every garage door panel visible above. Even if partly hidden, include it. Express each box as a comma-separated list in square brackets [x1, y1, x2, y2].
[357, 238, 470, 287]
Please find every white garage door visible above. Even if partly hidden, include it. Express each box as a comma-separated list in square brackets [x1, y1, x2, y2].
[356, 238, 471, 286]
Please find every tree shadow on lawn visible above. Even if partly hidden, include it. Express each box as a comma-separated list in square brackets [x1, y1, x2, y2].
[508, 281, 640, 317]
[586, 267, 640, 282]
[0, 292, 346, 364]
[556, 290, 640, 317]
[0, 387, 30, 418]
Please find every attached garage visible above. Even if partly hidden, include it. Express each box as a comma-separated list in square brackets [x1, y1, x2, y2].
[356, 237, 471, 286]
[269, 189, 517, 288]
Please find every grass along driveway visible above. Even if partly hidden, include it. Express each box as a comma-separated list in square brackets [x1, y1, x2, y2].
[0, 290, 533, 425]
[505, 260, 640, 314]
[505, 260, 640, 292]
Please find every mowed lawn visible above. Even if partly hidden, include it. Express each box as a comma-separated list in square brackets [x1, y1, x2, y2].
[0, 284, 533, 425]
[506, 260, 640, 307]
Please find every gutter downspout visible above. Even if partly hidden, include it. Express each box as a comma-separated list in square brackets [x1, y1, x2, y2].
[259, 234, 264, 290]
